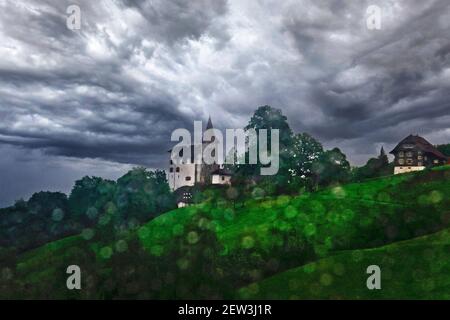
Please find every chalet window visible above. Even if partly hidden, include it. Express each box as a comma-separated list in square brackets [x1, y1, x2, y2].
[398, 159, 405, 165]
[399, 152, 404, 157]
[417, 151, 422, 155]
[176, 167, 180, 173]
[406, 152, 413, 157]
[434, 159, 439, 164]
[418, 162, 423, 166]
[406, 159, 413, 165]
[418, 155, 423, 160]
[186, 176, 191, 181]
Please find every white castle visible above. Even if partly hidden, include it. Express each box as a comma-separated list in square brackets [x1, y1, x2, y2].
[167, 117, 232, 207]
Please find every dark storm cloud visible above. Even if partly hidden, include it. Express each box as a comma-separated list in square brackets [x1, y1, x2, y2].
[0, 0, 228, 170]
[118, 0, 228, 44]
[278, 0, 450, 158]
[1, 0, 450, 206]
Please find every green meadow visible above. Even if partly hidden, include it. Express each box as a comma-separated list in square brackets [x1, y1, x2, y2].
[2, 166, 449, 299]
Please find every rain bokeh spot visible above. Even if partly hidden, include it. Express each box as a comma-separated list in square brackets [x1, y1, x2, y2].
[187, 231, 199, 245]
[100, 246, 113, 259]
[115, 240, 128, 253]
[172, 224, 184, 236]
[241, 236, 255, 249]
[150, 245, 164, 256]
[52, 208, 64, 222]
[284, 206, 297, 219]
[320, 273, 333, 286]
[81, 228, 95, 241]
[429, 190, 443, 204]
[86, 207, 98, 220]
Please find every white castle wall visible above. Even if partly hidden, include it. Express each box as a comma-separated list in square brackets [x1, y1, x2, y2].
[168, 163, 199, 191]
[212, 174, 231, 185]
[394, 166, 425, 175]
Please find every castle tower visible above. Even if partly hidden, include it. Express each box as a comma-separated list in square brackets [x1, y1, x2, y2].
[200, 116, 220, 184]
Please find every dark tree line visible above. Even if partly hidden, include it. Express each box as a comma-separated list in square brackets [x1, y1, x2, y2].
[0, 168, 175, 252]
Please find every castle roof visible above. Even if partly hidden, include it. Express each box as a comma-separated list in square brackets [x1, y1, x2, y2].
[206, 116, 214, 131]
[390, 134, 447, 159]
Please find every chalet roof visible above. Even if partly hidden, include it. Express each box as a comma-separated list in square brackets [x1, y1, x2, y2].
[390, 134, 447, 159]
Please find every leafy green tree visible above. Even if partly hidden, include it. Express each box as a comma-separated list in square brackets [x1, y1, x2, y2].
[289, 133, 324, 186]
[312, 148, 351, 187]
[68, 176, 116, 222]
[235, 106, 294, 194]
[436, 144, 450, 157]
[115, 167, 175, 223]
[353, 147, 392, 181]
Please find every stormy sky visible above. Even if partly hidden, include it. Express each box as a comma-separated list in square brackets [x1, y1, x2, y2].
[1, 0, 450, 207]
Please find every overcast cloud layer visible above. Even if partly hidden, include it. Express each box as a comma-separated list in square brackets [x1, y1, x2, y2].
[1, 0, 450, 206]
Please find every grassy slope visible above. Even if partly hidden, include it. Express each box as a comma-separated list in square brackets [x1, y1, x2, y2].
[137, 172, 411, 255]
[7, 166, 450, 298]
[239, 228, 450, 300]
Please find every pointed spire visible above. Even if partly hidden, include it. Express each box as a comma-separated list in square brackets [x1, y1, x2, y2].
[206, 116, 213, 130]
[380, 146, 386, 157]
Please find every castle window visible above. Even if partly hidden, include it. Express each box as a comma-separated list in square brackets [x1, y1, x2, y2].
[186, 176, 191, 181]
[221, 176, 225, 181]
[170, 160, 173, 165]
[169, 167, 174, 173]
[176, 167, 180, 173]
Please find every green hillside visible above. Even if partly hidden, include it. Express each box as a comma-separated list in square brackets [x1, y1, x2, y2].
[2, 166, 449, 299]
[239, 228, 450, 300]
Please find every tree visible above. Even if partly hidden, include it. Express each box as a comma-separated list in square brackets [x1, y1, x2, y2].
[68, 176, 116, 222]
[312, 148, 351, 187]
[115, 167, 175, 223]
[353, 147, 392, 181]
[235, 106, 295, 194]
[245, 105, 293, 147]
[436, 144, 450, 157]
[289, 133, 324, 180]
